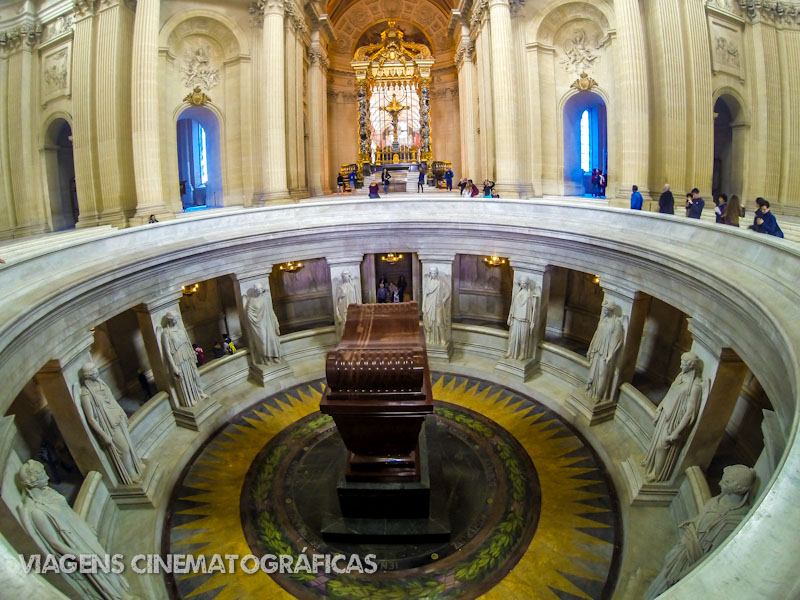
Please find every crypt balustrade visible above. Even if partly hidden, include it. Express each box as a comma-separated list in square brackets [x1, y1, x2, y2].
[0, 200, 797, 598]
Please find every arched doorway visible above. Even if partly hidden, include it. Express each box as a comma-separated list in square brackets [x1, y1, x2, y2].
[713, 95, 744, 200]
[176, 106, 222, 211]
[43, 119, 78, 231]
[563, 91, 607, 197]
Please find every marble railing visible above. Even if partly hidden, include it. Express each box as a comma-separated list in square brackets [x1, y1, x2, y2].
[1, 198, 799, 598]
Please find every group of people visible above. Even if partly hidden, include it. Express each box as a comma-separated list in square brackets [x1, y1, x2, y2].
[336, 170, 358, 194]
[377, 275, 407, 303]
[629, 184, 786, 238]
[456, 178, 498, 198]
[192, 333, 236, 367]
[590, 168, 608, 197]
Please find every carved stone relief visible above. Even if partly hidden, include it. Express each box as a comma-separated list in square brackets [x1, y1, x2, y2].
[559, 28, 600, 75]
[41, 14, 74, 44]
[181, 43, 220, 90]
[709, 19, 744, 79]
[714, 36, 740, 68]
[41, 43, 72, 105]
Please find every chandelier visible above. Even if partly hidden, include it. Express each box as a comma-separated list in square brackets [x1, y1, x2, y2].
[483, 255, 506, 267]
[279, 261, 304, 272]
[381, 253, 403, 263]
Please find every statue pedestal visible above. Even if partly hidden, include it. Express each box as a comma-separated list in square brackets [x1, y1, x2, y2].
[110, 462, 163, 509]
[426, 341, 452, 363]
[249, 361, 292, 387]
[321, 418, 450, 543]
[172, 398, 221, 431]
[566, 388, 617, 425]
[495, 357, 538, 382]
[620, 457, 679, 506]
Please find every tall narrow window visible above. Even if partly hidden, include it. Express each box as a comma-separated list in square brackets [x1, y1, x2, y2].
[580, 109, 590, 172]
[198, 124, 208, 185]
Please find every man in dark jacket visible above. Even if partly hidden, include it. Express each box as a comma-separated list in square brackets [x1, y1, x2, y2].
[658, 184, 675, 214]
[753, 200, 784, 238]
[686, 188, 705, 219]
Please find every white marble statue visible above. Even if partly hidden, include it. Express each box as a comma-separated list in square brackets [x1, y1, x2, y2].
[160, 311, 209, 407]
[642, 352, 703, 483]
[505, 276, 540, 360]
[422, 266, 451, 346]
[245, 284, 282, 364]
[334, 270, 361, 333]
[77, 362, 143, 485]
[585, 300, 625, 403]
[17, 460, 137, 600]
[646, 465, 755, 598]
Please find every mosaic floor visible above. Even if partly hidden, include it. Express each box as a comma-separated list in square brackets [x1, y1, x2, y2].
[165, 375, 621, 599]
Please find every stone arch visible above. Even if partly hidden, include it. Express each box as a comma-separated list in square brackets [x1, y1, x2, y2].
[712, 89, 749, 200]
[528, 1, 614, 46]
[41, 113, 77, 231]
[160, 10, 249, 59]
[174, 103, 225, 209]
[559, 89, 608, 196]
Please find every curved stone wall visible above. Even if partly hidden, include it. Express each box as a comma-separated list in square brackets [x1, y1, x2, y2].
[1, 198, 798, 598]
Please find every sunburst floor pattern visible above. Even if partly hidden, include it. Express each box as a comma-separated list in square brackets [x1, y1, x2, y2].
[165, 374, 621, 600]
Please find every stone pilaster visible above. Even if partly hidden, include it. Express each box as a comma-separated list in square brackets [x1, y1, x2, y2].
[308, 29, 326, 196]
[255, 0, 289, 202]
[328, 256, 363, 338]
[134, 295, 220, 431]
[613, 0, 650, 202]
[0, 45, 17, 235]
[456, 25, 479, 181]
[35, 333, 160, 507]
[473, 2, 494, 180]
[232, 268, 292, 385]
[488, 0, 520, 198]
[285, 18, 298, 195]
[131, 0, 170, 221]
[496, 261, 549, 381]
[294, 29, 308, 195]
[418, 253, 456, 361]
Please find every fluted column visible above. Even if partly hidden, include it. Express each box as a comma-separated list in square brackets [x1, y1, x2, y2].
[95, 0, 137, 225]
[72, 2, 103, 226]
[613, 0, 650, 201]
[131, 0, 169, 221]
[284, 18, 298, 195]
[258, 0, 289, 202]
[473, 5, 494, 180]
[0, 48, 17, 235]
[456, 29, 479, 182]
[294, 32, 308, 194]
[307, 30, 326, 196]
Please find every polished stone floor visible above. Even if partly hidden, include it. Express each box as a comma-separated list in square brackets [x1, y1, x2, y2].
[165, 374, 621, 599]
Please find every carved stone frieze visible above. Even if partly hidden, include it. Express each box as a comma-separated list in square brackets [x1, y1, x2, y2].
[559, 28, 599, 75]
[40, 14, 74, 44]
[736, 0, 800, 26]
[0, 21, 42, 50]
[181, 44, 220, 90]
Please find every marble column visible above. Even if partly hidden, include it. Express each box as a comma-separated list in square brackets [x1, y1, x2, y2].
[613, 0, 650, 202]
[0, 40, 18, 235]
[328, 257, 364, 338]
[131, 0, 170, 221]
[488, 0, 520, 198]
[496, 261, 549, 381]
[308, 29, 326, 197]
[285, 18, 298, 195]
[456, 26, 480, 181]
[35, 333, 160, 507]
[294, 31, 308, 195]
[95, 0, 137, 225]
[474, 7, 495, 180]
[71, 2, 103, 227]
[568, 280, 650, 424]
[134, 295, 220, 431]
[256, 0, 289, 203]
[232, 269, 292, 385]
[418, 254, 456, 361]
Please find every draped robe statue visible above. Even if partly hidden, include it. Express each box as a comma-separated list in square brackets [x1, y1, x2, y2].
[245, 284, 282, 364]
[78, 362, 143, 485]
[422, 267, 451, 346]
[17, 460, 136, 600]
[161, 311, 208, 407]
[642, 352, 702, 483]
[505, 276, 539, 360]
[585, 300, 625, 402]
[334, 271, 361, 335]
[646, 465, 755, 598]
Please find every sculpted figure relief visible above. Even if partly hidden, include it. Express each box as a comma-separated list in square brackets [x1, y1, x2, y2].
[334, 270, 361, 333]
[585, 300, 625, 403]
[422, 267, 451, 346]
[245, 284, 282, 365]
[642, 352, 703, 483]
[77, 362, 143, 485]
[161, 311, 209, 408]
[18, 460, 137, 600]
[505, 276, 540, 361]
[646, 465, 755, 598]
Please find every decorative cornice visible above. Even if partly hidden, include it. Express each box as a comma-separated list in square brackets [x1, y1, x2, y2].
[0, 21, 42, 51]
[736, 0, 800, 25]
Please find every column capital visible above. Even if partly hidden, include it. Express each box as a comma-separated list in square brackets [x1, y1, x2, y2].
[508, 258, 548, 275]
[469, 0, 489, 30]
[417, 252, 456, 264]
[0, 21, 42, 51]
[284, 2, 308, 35]
[455, 38, 475, 68]
[687, 317, 732, 358]
[136, 291, 183, 314]
[249, 0, 284, 26]
[326, 254, 364, 267]
[308, 45, 329, 70]
[598, 276, 641, 301]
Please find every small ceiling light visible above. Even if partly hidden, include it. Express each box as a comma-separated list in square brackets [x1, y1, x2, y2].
[483, 255, 506, 267]
[381, 253, 403, 263]
[593, 275, 600, 285]
[182, 283, 200, 296]
[279, 261, 304, 272]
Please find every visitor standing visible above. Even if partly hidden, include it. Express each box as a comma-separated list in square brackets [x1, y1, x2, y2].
[722, 194, 745, 227]
[658, 184, 674, 214]
[686, 188, 705, 219]
[630, 185, 643, 210]
[444, 167, 454, 191]
[753, 200, 784, 238]
[417, 167, 426, 193]
[336, 173, 344, 194]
